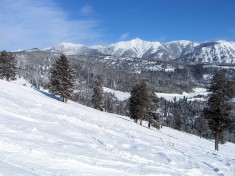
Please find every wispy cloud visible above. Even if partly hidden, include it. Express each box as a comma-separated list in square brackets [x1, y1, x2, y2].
[0, 0, 101, 50]
[120, 32, 130, 40]
[80, 4, 94, 16]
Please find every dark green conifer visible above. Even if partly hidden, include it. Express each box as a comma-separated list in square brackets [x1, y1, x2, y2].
[49, 54, 75, 103]
[0, 51, 17, 81]
[129, 81, 149, 125]
[204, 73, 234, 151]
[92, 81, 104, 111]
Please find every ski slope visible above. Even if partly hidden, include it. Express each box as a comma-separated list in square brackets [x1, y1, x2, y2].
[0, 80, 234, 176]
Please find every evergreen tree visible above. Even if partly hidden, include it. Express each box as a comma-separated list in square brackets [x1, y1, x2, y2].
[49, 54, 75, 103]
[174, 107, 184, 131]
[92, 81, 104, 111]
[146, 89, 160, 129]
[194, 116, 209, 138]
[0, 51, 17, 81]
[204, 73, 234, 151]
[129, 81, 149, 125]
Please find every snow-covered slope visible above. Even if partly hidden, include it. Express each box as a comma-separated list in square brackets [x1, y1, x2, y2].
[0, 80, 234, 175]
[179, 40, 235, 63]
[44, 39, 235, 63]
[94, 38, 163, 58]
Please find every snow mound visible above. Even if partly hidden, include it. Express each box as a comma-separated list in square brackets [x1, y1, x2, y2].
[0, 80, 234, 175]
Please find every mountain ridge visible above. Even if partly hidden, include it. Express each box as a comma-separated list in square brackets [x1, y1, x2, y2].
[43, 38, 235, 63]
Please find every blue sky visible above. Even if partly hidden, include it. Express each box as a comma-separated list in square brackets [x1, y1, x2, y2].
[0, 0, 235, 50]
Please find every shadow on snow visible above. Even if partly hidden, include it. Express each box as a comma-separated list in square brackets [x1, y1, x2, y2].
[35, 89, 62, 102]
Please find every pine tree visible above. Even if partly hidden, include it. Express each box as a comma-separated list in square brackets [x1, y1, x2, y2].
[92, 81, 104, 111]
[0, 51, 17, 81]
[204, 73, 234, 151]
[194, 116, 209, 138]
[146, 89, 160, 129]
[49, 54, 75, 103]
[174, 107, 184, 131]
[129, 81, 149, 125]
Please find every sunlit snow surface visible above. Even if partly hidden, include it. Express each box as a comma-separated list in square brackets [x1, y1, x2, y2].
[0, 80, 234, 176]
[104, 87, 208, 102]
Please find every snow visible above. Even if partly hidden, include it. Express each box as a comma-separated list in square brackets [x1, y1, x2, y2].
[166, 40, 196, 47]
[40, 39, 235, 63]
[1, 80, 234, 176]
[13, 77, 32, 87]
[145, 65, 175, 72]
[232, 97, 235, 103]
[103, 87, 130, 101]
[156, 88, 208, 101]
[103, 87, 208, 102]
[56, 42, 85, 50]
[90, 38, 164, 58]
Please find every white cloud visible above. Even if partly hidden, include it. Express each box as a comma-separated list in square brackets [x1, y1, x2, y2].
[120, 32, 130, 40]
[80, 4, 94, 16]
[0, 0, 101, 51]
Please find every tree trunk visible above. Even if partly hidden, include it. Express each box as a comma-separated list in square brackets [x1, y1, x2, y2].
[148, 121, 151, 128]
[215, 132, 219, 151]
[139, 118, 142, 126]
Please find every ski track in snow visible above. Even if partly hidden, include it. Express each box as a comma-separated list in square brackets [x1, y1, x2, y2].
[0, 80, 234, 176]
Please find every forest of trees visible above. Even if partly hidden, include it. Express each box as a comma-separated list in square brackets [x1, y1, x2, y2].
[3, 50, 235, 148]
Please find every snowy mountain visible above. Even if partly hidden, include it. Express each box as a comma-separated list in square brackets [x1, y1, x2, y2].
[178, 40, 235, 63]
[45, 39, 235, 63]
[0, 79, 235, 175]
[47, 42, 103, 56]
[92, 38, 163, 58]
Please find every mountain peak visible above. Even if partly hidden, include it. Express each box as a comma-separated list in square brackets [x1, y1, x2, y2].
[130, 38, 144, 42]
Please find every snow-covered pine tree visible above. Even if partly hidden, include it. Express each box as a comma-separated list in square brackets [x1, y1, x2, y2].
[92, 80, 104, 111]
[0, 51, 17, 81]
[204, 73, 234, 151]
[49, 54, 75, 103]
[129, 81, 149, 125]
